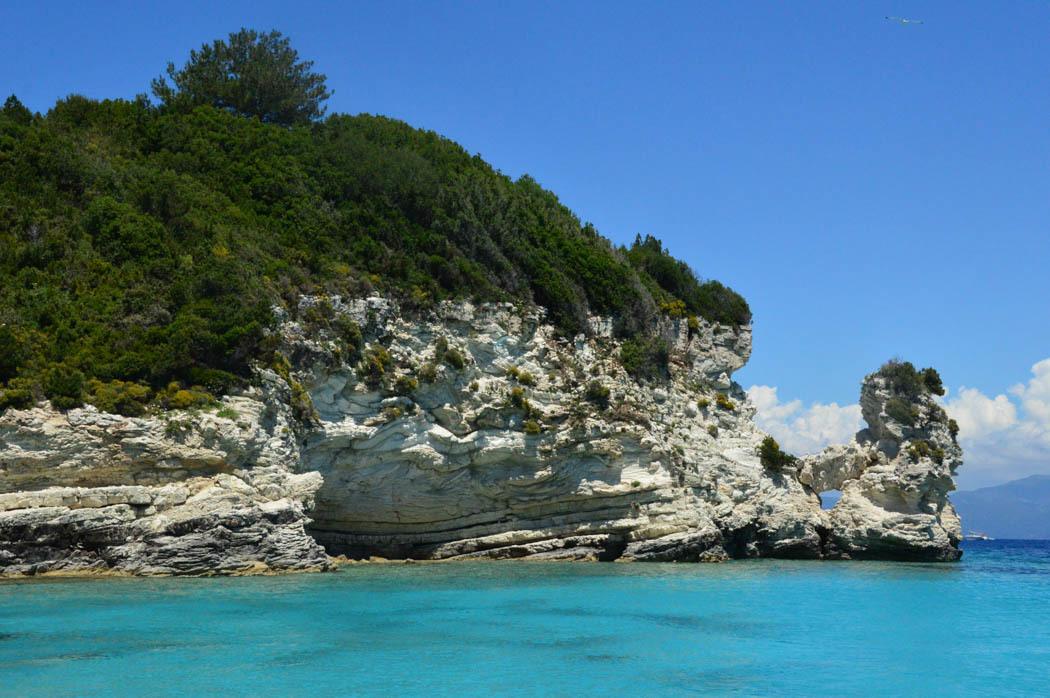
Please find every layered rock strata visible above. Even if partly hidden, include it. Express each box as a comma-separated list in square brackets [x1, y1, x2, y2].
[0, 391, 329, 575]
[0, 297, 962, 575]
[289, 298, 825, 562]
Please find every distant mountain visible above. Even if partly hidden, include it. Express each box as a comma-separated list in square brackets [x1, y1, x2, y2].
[952, 475, 1050, 539]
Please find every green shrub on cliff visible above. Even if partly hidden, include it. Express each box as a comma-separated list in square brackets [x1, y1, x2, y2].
[158, 382, 216, 410]
[584, 380, 610, 406]
[43, 364, 85, 410]
[0, 31, 749, 410]
[877, 360, 925, 398]
[393, 375, 418, 395]
[758, 436, 797, 471]
[907, 439, 945, 465]
[0, 378, 34, 411]
[333, 316, 363, 361]
[443, 348, 466, 370]
[0, 325, 26, 383]
[508, 387, 527, 409]
[418, 363, 438, 383]
[85, 379, 152, 416]
[885, 397, 919, 426]
[514, 369, 536, 387]
[715, 393, 736, 411]
[359, 347, 393, 389]
[620, 337, 669, 381]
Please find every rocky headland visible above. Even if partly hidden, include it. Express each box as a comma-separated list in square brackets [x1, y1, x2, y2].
[0, 297, 962, 575]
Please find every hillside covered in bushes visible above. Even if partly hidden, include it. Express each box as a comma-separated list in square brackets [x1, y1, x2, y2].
[0, 30, 749, 412]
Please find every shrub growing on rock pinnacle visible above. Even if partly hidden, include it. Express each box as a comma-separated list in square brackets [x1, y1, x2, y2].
[920, 367, 945, 396]
[885, 397, 919, 426]
[907, 439, 945, 465]
[877, 360, 925, 398]
[758, 436, 797, 471]
[876, 359, 946, 398]
[151, 28, 331, 125]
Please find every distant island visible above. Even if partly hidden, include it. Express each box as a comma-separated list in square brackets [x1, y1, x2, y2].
[952, 475, 1050, 539]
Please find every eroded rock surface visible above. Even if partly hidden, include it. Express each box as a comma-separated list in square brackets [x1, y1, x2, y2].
[0, 385, 329, 575]
[800, 368, 962, 561]
[279, 297, 830, 563]
[0, 298, 963, 575]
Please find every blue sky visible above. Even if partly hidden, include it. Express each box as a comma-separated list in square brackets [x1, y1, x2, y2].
[3, 1, 1048, 487]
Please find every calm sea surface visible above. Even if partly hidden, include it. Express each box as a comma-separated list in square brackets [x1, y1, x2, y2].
[2, 540, 1048, 696]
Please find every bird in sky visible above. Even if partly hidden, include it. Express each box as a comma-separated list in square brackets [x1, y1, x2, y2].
[886, 16, 924, 25]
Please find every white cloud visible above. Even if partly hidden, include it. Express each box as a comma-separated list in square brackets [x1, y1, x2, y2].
[748, 385, 802, 422]
[1009, 358, 1050, 425]
[746, 385, 862, 456]
[943, 387, 1017, 439]
[943, 360, 1050, 488]
[749, 358, 1050, 490]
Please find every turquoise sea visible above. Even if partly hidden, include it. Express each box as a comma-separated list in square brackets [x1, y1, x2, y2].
[2, 540, 1048, 696]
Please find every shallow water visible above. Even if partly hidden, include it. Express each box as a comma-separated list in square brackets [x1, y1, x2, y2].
[2, 540, 1048, 696]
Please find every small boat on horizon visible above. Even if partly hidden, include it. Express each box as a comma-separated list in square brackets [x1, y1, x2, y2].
[963, 531, 994, 541]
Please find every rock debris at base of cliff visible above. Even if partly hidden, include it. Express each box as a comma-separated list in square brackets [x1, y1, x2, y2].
[0, 298, 962, 575]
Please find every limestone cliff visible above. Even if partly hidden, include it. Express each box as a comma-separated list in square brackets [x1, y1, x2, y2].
[0, 298, 962, 575]
[0, 388, 329, 575]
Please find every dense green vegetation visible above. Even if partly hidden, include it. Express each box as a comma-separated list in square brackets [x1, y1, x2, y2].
[0, 31, 749, 412]
[876, 360, 945, 398]
[625, 235, 751, 326]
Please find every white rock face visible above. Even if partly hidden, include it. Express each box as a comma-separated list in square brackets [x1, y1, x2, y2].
[0, 297, 963, 574]
[285, 297, 825, 562]
[0, 386, 329, 575]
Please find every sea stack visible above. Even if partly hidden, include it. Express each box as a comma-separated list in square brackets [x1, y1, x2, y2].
[801, 361, 963, 560]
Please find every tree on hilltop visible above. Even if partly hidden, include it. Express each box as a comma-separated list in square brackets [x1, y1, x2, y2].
[151, 28, 331, 125]
[2, 95, 33, 125]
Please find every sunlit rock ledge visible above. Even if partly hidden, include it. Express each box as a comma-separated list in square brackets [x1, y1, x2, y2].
[0, 297, 961, 576]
